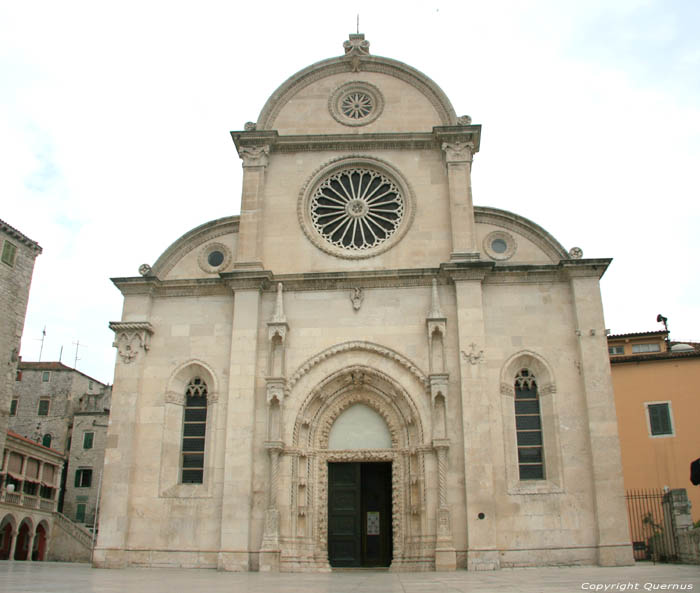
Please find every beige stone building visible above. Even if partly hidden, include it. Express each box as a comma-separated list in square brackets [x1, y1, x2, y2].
[10, 361, 111, 529]
[0, 219, 42, 456]
[95, 35, 634, 572]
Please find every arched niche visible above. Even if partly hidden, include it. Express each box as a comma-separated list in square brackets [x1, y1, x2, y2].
[328, 403, 392, 450]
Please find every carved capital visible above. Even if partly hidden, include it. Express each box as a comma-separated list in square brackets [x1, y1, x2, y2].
[164, 390, 185, 406]
[442, 141, 474, 164]
[237, 144, 269, 167]
[109, 321, 154, 364]
[539, 383, 557, 396]
[500, 382, 514, 397]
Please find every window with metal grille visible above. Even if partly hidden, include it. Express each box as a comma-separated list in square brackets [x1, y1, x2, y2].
[514, 369, 545, 480]
[647, 403, 673, 436]
[181, 377, 207, 484]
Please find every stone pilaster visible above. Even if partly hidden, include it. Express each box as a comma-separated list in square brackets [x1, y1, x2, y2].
[442, 142, 478, 261]
[235, 145, 269, 270]
[452, 270, 500, 570]
[566, 265, 634, 566]
[93, 317, 154, 568]
[218, 287, 262, 571]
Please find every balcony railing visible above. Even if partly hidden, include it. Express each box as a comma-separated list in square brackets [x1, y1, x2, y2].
[0, 489, 57, 513]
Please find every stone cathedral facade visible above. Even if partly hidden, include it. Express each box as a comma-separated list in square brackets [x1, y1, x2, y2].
[94, 35, 634, 572]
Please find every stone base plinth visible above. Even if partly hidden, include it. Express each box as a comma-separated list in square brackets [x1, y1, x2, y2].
[435, 547, 457, 571]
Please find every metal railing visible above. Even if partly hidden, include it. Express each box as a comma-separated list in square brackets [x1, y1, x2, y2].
[626, 488, 678, 562]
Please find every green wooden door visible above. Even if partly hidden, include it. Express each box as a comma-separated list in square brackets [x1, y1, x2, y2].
[328, 462, 392, 567]
[328, 463, 361, 566]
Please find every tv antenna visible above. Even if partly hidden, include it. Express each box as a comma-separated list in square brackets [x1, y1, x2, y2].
[73, 339, 86, 369]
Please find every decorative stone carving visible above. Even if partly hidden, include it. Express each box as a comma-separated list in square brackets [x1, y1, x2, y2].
[244, 121, 257, 131]
[457, 115, 472, 126]
[500, 382, 513, 397]
[164, 390, 185, 406]
[266, 378, 285, 405]
[441, 141, 474, 164]
[569, 246, 583, 259]
[297, 155, 416, 261]
[329, 81, 384, 127]
[343, 33, 370, 56]
[109, 321, 154, 364]
[350, 287, 364, 311]
[197, 241, 232, 274]
[286, 341, 428, 394]
[427, 278, 444, 320]
[138, 263, 152, 276]
[429, 374, 449, 407]
[237, 144, 270, 167]
[461, 343, 484, 365]
[483, 230, 517, 261]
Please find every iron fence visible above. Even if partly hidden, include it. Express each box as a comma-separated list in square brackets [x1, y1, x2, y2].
[625, 488, 678, 562]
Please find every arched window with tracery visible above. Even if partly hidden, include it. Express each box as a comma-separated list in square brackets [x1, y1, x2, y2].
[514, 369, 545, 480]
[181, 377, 207, 484]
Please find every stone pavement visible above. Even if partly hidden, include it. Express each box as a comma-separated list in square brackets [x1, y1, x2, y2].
[0, 562, 698, 593]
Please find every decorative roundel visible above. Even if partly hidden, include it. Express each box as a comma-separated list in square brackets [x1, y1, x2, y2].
[299, 157, 415, 259]
[483, 231, 517, 261]
[198, 242, 232, 274]
[329, 82, 384, 127]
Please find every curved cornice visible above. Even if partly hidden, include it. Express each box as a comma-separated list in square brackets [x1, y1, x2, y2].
[150, 216, 239, 279]
[474, 206, 568, 262]
[257, 55, 457, 130]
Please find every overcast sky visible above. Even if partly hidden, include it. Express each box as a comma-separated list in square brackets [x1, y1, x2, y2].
[2, 1, 698, 384]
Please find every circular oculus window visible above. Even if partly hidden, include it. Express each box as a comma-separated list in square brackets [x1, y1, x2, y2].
[198, 242, 232, 274]
[299, 157, 415, 259]
[483, 231, 517, 261]
[329, 82, 384, 127]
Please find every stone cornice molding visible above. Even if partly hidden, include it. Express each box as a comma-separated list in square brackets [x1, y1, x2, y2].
[255, 55, 457, 130]
[0, 219, 42, 253]
[150, 216, 239, 279]
[231, 128, 480, 155]
[287, 341, 429, 394]
[560, 259, 612, 280]
[440, 261, 493, 282]
[220, 270, 275, 291]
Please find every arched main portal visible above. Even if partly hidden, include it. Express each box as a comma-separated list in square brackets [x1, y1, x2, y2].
[286, 364, 430, 571]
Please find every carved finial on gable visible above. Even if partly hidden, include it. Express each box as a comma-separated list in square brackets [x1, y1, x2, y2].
[343, 33, 370, 73]
[271, 282, 286, 323]
[428, 278, 443, 319]
[344, 33, 370, 56]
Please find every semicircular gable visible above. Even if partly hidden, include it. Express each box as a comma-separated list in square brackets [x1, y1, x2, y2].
[475, 206, 568, 264]
[150, 216, 239, 280]
[256, 53, 457, 132]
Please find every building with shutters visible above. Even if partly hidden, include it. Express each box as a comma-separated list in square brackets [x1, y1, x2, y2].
[608, 330, 700, 522]
[94, 34, 634, 572]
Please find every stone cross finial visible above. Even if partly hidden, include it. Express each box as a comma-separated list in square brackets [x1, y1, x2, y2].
[428, 278, 443, 319]
[271, 282, 286, 323]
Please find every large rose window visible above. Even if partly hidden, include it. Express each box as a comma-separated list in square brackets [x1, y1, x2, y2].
[310, 168, 404, 251]
[298, 157, 415, 259]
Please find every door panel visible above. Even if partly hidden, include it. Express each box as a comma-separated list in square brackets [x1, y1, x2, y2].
[328, 463, 361, 566]
[328, 462, 392, 567]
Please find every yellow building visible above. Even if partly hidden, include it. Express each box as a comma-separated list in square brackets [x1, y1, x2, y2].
[608, 330, 700, 522]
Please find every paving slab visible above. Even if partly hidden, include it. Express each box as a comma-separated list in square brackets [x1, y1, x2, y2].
[0, 561, 698, 593]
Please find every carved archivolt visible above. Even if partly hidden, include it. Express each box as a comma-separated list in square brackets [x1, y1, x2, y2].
[284, 361, 429, 569]
[287, 340, 428, 395]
